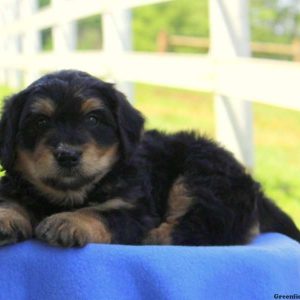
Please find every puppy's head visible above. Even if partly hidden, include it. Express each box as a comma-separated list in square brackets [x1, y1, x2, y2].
[0, 70, 144, 206]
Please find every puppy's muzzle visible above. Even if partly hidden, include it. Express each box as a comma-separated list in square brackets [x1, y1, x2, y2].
[54, 147, 82, 168]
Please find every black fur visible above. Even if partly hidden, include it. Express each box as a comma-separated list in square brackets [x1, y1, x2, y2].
[0, 70, 299, 247]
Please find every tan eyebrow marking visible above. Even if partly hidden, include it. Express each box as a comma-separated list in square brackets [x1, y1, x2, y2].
[81, 98, 104, 114]
[31, 98, 56, 116]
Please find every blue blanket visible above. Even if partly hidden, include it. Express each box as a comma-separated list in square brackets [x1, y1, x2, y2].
[0, 233, 299, 300]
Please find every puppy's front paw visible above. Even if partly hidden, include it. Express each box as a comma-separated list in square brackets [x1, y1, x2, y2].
[0, 208, 32, 246]
[35, 212, 111, 247]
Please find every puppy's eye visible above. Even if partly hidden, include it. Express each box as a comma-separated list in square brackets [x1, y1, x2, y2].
[36, 116, 50, 129]
[85, 115, 99, 127]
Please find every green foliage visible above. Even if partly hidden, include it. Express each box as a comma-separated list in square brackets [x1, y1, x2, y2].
[37, 0, 300, 56]
[132, 0, 209, 52]
[38, 16, 103, 51]
[38, 0, 52, 51]
[250, 0, 300, 43]
[38, 0, 50, 9]
[77, 15, 102, 50]
[41, 28, 53, 51]
[0, 86, 13, 108]
[131, 0, 300, 57]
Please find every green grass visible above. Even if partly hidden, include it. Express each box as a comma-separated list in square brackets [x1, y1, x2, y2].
[0, 86, 13, 103]
[1, 84, 299, 228]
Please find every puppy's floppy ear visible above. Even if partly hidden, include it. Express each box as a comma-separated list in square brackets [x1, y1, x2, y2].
[111, 89, 144, 160]
[0, 90, 28, 172]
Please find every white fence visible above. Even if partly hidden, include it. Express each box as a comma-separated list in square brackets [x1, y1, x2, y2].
[1, 0, 300, 170]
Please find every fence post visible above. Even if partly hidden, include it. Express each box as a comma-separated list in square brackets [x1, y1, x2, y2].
[20, 0, 40, 86]
[292, 38, 300, 61]
[5, 0, 22, 88]
[157, 30, 169, 53]
[52, 0, 77, 58]
[0, 8, 6, 85]
[209, 0, 254, 170]
[102, 8, 134, 102]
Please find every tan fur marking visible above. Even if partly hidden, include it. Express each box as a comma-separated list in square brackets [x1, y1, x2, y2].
[87, 198, 134, 211]
[15, 141, 119, 207]
[144, 176, 193, 245]
[0, 201, 31, 221]
[0, 203, 32, 245]
[81, 142, 119, 177]
[81, 98, 104, 114]
[16, 141, 56, 180]
[143, 222, 176, 245]
[36, 199, 133, 246]
[166, 176, 193, 222]
[15, 143, 70, 203]
[16, 144, 88, 205]
[65, 211, 112, 244]
[35, 211, 112, 246]
[31, 98, 55, 116]
[247, 221, 260, 243]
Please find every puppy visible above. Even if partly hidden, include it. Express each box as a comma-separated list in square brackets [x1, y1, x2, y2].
[0, 70, 299, 247]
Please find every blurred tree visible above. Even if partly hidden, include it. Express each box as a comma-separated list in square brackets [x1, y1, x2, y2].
[251, 0, 300, 43]
[41, 28, 53, 51]
[36, 0, 300, 56]
[132, 0, 300, 54]
[38, 0, 52, 51]
[38, 0, 50, 9]
[132, 0, 209, 52]
[77, 15, 102, 50]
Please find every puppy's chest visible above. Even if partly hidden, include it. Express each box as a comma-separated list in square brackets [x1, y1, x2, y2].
[87, 179, 129, 203]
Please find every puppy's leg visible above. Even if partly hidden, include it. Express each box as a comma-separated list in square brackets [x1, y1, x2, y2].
[0, 199, 33, 246]
[143, 176, 193, 245]
[35, 198, 151, 247]
[144, 175, 259, 246]
[35, 209, 111, 247]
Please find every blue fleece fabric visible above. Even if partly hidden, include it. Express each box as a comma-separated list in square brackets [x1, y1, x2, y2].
[0, 233, 299, 300]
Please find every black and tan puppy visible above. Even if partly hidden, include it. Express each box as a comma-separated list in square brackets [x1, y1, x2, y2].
[0, 70, 299, 247]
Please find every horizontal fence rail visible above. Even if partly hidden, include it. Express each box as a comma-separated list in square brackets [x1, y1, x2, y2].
[1, 52, 299, 111]
[1, 0, 300, 169]
[0, 0, 169, 37]
[157, 31, 300, 61]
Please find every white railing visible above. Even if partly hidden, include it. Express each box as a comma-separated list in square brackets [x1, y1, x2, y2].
[1, 0, 300, 170]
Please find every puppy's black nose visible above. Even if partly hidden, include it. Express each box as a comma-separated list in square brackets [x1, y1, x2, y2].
[54, 148, 81, 168]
